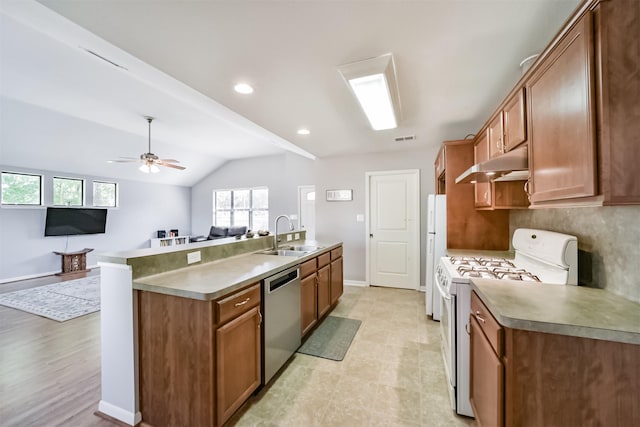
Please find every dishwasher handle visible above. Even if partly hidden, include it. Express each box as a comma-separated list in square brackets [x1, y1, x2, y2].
[265, 266, 300, 293]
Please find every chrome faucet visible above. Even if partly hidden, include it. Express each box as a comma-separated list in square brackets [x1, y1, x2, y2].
[274, 215, 294, 251]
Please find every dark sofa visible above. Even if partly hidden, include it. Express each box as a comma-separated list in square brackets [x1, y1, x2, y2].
[207, 226, 247, 240]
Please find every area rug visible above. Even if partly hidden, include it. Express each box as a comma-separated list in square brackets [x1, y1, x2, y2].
[297, 316, 361, 361]
[0, 275, 100, 322]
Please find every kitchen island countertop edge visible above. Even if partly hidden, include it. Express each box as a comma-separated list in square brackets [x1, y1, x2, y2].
[470, 278, 640, 345]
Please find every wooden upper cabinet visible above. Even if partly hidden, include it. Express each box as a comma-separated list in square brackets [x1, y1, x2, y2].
[488, 88, 526, 160]
[502, 88, 527, 152]
[593, 0, 640, 205]
[474, 133, 492, 208]
[435, 145, 446, 194]
[527, 13, 597, 203]
[487, 114, 504, 159]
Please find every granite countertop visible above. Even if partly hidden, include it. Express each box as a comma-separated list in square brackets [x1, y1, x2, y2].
[133, 240, 341, 301]
[470, 279, 640, 345]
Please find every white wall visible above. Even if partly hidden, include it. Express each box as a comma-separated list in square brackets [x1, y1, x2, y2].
[191, 146, 439, 283]
[191, 154, 316, 237]
[0, 166, 191, 282]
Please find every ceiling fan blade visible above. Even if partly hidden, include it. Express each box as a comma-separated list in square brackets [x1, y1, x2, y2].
[158, 162, 186, 170]
[159, 159, 180, 163]
[107, 159, 141, 163]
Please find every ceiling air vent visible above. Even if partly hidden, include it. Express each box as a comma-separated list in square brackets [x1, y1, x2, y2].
[394, 135, 416, 142]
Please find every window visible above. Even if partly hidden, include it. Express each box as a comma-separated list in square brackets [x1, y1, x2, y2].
[1, 172, 42, 205]
[53, 177, 84, 206]
[213, 187, 269, 230]
[93, 181, 118, 207]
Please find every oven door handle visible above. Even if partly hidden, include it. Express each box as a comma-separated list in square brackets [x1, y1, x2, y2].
[435, 278, 452, 301]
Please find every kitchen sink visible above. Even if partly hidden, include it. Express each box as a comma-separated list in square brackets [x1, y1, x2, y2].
[256, 249, 311, 257]
[291, 245, 324, 252]
[255, 244, 324, 257]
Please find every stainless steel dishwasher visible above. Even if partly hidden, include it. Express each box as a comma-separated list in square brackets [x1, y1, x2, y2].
[263, 265, 301, 384]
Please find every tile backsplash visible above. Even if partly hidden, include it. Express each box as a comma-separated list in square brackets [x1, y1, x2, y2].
[510, 206, 640, 303]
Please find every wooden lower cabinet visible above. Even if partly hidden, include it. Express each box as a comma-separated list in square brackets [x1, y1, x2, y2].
[300, 273, 317, 336]
[138, 283, 261, 427]
[330, 256, 343, 306]
[469, 316, 504, 427]
[301, 246, 344, 338]
[470, 291, 640, 426]
[317, 264, 331, 318]
[216, 306, 261, 426]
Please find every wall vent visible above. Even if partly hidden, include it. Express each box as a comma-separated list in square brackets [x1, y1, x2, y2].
[394, 135, 416, 142]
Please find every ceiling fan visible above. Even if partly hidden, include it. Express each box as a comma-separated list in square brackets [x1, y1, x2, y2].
[108, 116, 186, 173]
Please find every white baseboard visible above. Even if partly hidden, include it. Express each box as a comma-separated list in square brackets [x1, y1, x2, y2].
[0, 264, 100, 284]
[344, 280, 368, 287]
[98, 400, 141, 426]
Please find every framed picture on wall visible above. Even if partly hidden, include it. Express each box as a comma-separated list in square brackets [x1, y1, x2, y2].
[326, 189, 353, 201]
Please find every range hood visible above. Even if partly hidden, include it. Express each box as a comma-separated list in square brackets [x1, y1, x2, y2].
[455, 145, 529, 184]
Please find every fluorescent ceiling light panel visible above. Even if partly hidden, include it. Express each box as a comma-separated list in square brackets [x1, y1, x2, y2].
[338, 53, 402, 131]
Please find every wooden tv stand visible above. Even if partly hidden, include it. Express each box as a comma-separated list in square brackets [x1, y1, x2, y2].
[53, 248, 94, 277]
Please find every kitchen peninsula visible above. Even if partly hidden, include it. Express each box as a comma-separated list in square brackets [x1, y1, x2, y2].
[96, 232, 343, 426]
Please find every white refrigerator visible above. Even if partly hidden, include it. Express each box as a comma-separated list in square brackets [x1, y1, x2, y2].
[425, 194, 446, 321]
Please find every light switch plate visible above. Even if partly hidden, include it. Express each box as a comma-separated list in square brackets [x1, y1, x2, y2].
[356, 214, 365, 222]
[290, 214, 298, 220]
[187, 251, 201, 264]
[294, 233, 300, 240]
[287, 234, 293, 241]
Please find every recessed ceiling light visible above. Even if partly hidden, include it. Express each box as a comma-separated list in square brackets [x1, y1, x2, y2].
[297, 129, 310, 135]
[234, 83, 254, 94]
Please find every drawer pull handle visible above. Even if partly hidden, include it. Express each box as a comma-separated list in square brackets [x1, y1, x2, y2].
[234, 297, 250, 307]
[258, 310, 262, 327]
[475, 311, 486, 323]
[465, 323, 471, 335]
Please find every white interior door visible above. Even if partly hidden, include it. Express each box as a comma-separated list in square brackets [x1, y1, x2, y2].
[368, 170, 420, 289]
[298, 185, 316, 240]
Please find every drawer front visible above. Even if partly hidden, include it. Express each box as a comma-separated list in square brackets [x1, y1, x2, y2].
[330, 246, 343, 260]
[317, 252, 330, 268]
[300, 258, 317, 279]
[216, 283, 261, 325]
[471, 291, 503, 355]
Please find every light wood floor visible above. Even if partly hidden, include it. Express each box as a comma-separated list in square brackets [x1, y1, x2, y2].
[0, 271, 114, 427]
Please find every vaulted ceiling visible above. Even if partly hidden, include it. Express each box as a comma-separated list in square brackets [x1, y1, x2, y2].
[1, 0, 580, 186]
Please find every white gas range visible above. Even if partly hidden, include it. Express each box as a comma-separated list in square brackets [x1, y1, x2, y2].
[435, 228, 578, 417]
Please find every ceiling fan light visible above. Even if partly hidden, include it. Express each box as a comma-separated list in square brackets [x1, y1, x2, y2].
[139, 163, 160, 174]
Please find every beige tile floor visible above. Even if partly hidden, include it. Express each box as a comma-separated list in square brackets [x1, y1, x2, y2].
[229, 285, 476, 427]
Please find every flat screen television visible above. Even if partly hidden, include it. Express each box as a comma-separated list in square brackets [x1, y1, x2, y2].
[44, 207, 108, 236]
